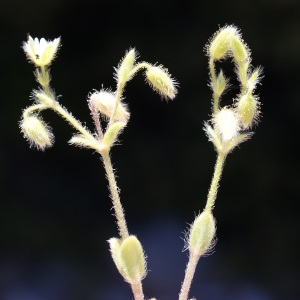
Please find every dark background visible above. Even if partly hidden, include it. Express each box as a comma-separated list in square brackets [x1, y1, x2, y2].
[1, 0, 299, 299]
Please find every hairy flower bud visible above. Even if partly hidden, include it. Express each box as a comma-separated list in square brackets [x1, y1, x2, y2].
[237, 94, 259, 129]
[116, 48, 136, 84]
[145, 65, 177, 100]
[189, 210, 216, 257]
[231, 35, 249, 63]
[209, 26, 237, 60]
[108, 235, 147, 284]
[89, 90, 130, 122]
[20, 115, 53, 150]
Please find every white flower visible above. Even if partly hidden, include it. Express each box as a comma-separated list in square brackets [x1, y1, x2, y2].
[23, 36, 60, 67]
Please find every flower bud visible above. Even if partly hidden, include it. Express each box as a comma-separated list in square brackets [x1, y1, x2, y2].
[20, 115, 53, 150]
[231, 35, 249, 63]
[116, 48, 136, 84]
[145, 65, 177, 100]
[214, 108, 240, 142]
[237, 94, 258, 129]
[209, 26, 237, 60]
[89, 90, 130, 122]
[189, 210, 216, 256]
[108, 235, 147, 284]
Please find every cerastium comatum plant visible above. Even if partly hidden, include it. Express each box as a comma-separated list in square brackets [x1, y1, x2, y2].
[20, 25, 261, 300]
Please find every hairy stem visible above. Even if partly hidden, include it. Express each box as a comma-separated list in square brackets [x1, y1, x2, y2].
[131, 281, 145, 300]
[101, 151, 129, 240]
[89, 99, 104, 139]
[109, 61, 151, 127]
[209, 58, 220, 114]
[178, 253, 200, 300]
[179, 153, 226, 300]
[205, 153, 226, 212]
[109, 81, 125, 127]
[23, 103, 48, 118]
[52, 101, 95, 140]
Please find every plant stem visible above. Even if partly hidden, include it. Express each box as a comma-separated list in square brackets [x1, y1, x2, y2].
[89, 99, 103, 139]
[101, 151, 129, 240]
[209, 58, 220, 115]
[23, 103, 48, 118]
[131, 281, 145, 300]
[178, 253, 200, 300]
[205, 153, 226, 212]
[109, 81, 125, 127]
[179, 153, 226, 300]
[51, 102, 94, 139]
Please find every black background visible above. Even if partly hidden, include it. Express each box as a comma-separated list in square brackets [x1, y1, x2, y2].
[1, 0, 299, 299]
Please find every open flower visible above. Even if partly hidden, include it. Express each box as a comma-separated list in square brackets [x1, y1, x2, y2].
[23, 36, 60, 67]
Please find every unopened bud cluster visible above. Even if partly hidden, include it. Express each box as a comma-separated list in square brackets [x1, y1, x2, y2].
[205, 25, 262, 155]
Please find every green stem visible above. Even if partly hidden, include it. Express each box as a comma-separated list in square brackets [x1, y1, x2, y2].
[52, 101, 93, 140]
[23, 103, 48, 118]
[130, 62, 150, 76]
[40, 66, 51, 95]
[209, 58, 220, 114]
[109, 81, 125, 127]
[101, 151, 129, 240]
[179, 153, 226, 300]
[205, 153, 226, 212]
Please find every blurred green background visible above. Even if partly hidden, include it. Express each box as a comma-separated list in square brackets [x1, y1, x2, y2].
[0, 0, 299, 299]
